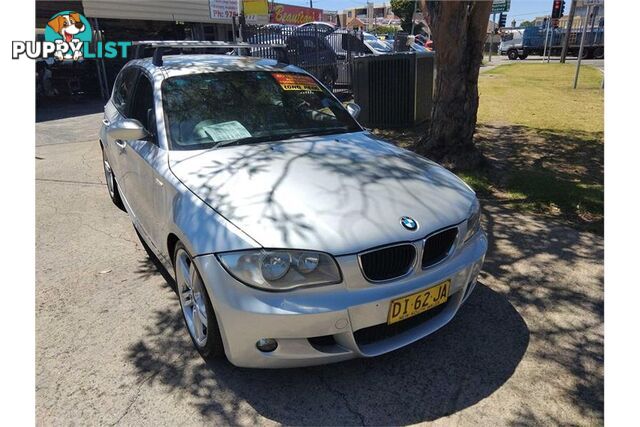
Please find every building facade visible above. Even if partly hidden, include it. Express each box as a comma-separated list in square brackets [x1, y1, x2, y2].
[338, 2, 399, 30]
[530, 0, 604, 30]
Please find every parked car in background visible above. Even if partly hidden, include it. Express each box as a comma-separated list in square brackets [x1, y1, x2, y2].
[415, 33, 427, 46]
[363, 32, 394, 54]
[410, 41, 429, 53]
[286, 33, 339, 88]
[100, 43, 487, 368]
[246, 26, 339, 88]
[405, 35, 430, 53]
[425, 39, 434, 52]
[297, 21, 335, 36]
[326, 30, 392, 57]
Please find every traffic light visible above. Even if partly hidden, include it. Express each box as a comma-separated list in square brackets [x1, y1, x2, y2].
[498, 13, 507, 28]
[551, 0, 565, 19]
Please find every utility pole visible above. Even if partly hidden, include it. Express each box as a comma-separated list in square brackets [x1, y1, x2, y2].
[488, 13, 496, 62]
[310, 0, 313, 8]
[542, 16, 551, 63]
[573, 5, 591, 89]
[547, 23, 553, 63]
[560, 0, 577, 63]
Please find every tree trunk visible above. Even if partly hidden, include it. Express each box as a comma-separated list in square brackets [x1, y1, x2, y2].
[416, 1, 492, 170]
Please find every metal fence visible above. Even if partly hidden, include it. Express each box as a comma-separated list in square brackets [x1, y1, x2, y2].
[240, 24, 373, 95]
[351, 52, 434, 128]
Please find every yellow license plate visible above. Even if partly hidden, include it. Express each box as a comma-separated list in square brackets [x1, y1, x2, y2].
[387, 280, 450, 325]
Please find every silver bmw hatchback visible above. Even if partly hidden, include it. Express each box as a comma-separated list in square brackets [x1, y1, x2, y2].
[100, 51, 487, 368]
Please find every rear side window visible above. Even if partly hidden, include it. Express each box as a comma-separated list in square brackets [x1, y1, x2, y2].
[112, 68, 138, 114]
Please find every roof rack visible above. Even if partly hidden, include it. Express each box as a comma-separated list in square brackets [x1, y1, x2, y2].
[131, 40, 288, 66]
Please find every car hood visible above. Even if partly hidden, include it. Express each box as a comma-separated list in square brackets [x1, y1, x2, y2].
[168, 132, 475, 255]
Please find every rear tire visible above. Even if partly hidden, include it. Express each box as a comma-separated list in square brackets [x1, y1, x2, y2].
[101, 145, 125, 212]
[507, 49, 519, 60]
[581, 47, 591, 59]
[173, 242, 225, 361]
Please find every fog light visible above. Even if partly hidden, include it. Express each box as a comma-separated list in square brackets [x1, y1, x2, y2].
[256, 338, 278, 352]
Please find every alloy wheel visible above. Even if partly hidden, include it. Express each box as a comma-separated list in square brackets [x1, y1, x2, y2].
[175, 249, 208, 347]
[103, 157, 115, 198]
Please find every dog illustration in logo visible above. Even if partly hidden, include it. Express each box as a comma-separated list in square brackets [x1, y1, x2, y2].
[47, 12, 86, 61]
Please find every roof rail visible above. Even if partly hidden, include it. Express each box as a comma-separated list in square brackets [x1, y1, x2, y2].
[130, 40, 288, 66]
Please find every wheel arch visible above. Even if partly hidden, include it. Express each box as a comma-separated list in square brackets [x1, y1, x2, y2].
[166, 186, 260, 260]
[167, 232, 180, 265]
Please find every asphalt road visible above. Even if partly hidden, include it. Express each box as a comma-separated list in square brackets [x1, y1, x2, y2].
[36, 102, 603, 425]
[482, 55, 604, 72]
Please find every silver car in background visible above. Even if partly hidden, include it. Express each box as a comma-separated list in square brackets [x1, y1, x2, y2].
[99, 47, 487, 368]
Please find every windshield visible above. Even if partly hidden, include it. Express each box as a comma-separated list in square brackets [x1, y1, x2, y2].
[162, 71, 361, 150]
[501, 33, 514, 41]
[411, 43, 428, 52]
[365, 38, 393, 53]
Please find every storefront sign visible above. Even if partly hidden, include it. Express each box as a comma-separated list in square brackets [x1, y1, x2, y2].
[243, 0, 268, 16]
[210, 0, 238, 20]
[270, 3, 322, 25]
[209, 0, 269, 23]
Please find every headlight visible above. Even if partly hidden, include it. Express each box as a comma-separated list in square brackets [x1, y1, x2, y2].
[464, 199, 482, 242]
[217, 249, 341, 291]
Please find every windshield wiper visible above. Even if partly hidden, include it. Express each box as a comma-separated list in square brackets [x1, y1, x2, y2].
[213, 134, 288, 148]
[213, 129, 353, 148]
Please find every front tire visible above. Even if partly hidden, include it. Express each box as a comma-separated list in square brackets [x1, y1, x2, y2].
[173, 242, 224, 361]
[507, 49, 519, 60]
[101, 145, 125, 212]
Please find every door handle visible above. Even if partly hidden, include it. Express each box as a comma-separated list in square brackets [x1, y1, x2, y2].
[102, 118, 111, 126]
[115, 139, 127, 150]
[154, 177, 164, 187]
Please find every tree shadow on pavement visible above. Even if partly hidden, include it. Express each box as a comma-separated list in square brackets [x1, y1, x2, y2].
[36, 96, 105, 123]
[129, 193, 603, 424]
[124, 123, 602, 424]
[480, 199, 603, 423]
[473, 123, 604, 234]
[127, 256, 529, 426]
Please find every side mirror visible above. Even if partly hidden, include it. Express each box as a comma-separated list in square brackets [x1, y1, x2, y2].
[106, 118, 147, 141]
[345, 103, 361, 119]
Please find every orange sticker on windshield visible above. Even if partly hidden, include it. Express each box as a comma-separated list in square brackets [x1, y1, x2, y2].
[272, 73, 322, 91]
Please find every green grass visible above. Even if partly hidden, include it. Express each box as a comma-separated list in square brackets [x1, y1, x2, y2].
[478, 63, 604, 134]
[457, 171, 493, 196]
[375, 63, 604, 234]
[507, 169, 603, 215]
[471, 63, 604, 234]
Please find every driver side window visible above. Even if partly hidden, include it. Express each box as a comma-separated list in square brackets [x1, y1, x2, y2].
[130, 73, 157, 143]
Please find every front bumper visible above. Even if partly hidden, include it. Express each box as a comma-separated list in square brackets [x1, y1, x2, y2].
[195, 232, 487, 368]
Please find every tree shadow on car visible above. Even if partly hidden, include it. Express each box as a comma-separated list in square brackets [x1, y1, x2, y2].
[126, 274, 529, 425]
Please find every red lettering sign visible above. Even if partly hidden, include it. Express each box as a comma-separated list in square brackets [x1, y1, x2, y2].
[269, 3, 322, 25]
